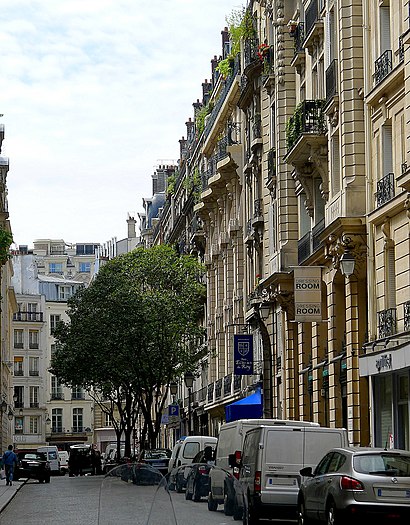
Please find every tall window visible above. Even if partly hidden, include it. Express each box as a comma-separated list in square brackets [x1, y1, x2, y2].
[72, 386, 84, 400]
[331, 134, 340, 195]
[49, 262, 63, 274]
[14, 357, 24, 377]
[30, 386, 39, 408]
[59, 286, 72, 301]
[50, 314, 61, 335]
[51, 376, 63, 400]
[380, 3, 391, 56]
[52, 408, 63, 433]
[382, 122, 393, 178]
[384, 242, 396, 310]
[29, 357, 39, 376]
[29, 416, 39, 434]
[14, 386, 24, 408]
[15, 417, 23, 434]
[104, 412, 113, 427]
[29, 330, 39, 349]
[73, 408, 83, 433]
[14, 329, 24, 348]
[79, 262, 91, 273]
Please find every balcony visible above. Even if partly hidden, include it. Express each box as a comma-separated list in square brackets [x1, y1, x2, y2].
[30, 402, 39, 408]
[376, 173, 395, 207]
[374, 50, 392, 86]
[207, 383, 214, 403]
[377, 308, 397, 339]
[243, 37, 260, 72]
[233, 375, 242, 392]
[286, 100, 326, 153]
[13, 311, 44, 322]
[325, 59, 338, 104]
[404, 301, 410, 332]
[29, 371, 39, 376]
[223, 374, 232, 396]
[215, 379, 222, 399]
[51, 392, 64, 400]
[14, 370, 24, 377]
[303, 0, 324, 52]
[297, 220, 325, 264]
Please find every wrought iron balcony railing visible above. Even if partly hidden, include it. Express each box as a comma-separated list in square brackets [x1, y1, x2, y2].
[243, 37, 259, 70]
[305, 0, 319, 38]
[377, 308, 397, 339]
[215, 378, 222, 399]
[223, 374, 232, 396]
[13, 311, 44, 322]
[376, 172, 395, 207]
[404, 301, 410, 332]
[374, 50, 392, 86]
[292, 23, 305, 55]
[286, 100, 326, 151]
[267, 148, 276, 180]
[399, 35, 405, 63]
[326, 59, 337, 103]
[207, 382, 214, 403]
[233, 375, 242, 392]
[298, 231, 312, 263]
[254, 198, 262, 218]
[312, 218, 325, 251]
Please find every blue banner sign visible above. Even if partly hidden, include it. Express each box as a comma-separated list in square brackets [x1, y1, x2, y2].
[234, 334, 253, 375]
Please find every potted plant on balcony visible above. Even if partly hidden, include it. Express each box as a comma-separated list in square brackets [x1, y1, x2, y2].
[287, 19, 298, 36]
[257, 43, 270, 62]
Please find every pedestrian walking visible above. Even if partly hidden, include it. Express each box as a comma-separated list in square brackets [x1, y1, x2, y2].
[1, 445, 18, 486]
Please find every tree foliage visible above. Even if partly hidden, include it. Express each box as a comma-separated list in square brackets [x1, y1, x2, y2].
[51, 245, 206, 453]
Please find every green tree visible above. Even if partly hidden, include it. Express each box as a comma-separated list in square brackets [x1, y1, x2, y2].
[51, 245, 206, 455]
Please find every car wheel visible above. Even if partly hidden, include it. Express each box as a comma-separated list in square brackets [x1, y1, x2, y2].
[297, 499, 311, 525]
[185, 486, 193, 500]
[243, 498, 259, 525]
[326, 500, 339, 525]
[193, 483, 201, 502]
[224, 493, 234, 516]
[176, 478, 183, 493]
[45, 477, 51, 483]
[208, 492, 218, 511]
[233, 501, 243, 521]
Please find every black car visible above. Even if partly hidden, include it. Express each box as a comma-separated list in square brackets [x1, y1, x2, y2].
[139, 448, 171, 475]
[14, 451, 51, 483]
[185, 447, 215, 502]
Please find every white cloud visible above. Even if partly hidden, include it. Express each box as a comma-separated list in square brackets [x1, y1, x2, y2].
[1, 0, 243, 246]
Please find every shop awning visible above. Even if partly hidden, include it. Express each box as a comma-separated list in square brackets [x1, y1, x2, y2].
[225, 387, 263, 423]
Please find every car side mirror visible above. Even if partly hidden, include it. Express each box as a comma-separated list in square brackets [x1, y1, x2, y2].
[300, 466, 314, 477]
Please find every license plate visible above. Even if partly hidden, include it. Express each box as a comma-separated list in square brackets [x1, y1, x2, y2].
[377, 488, 410, 498]
[268, 477, 298, 486]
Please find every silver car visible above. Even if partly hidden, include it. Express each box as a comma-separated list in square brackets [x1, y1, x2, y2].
[297, 447, 410, 525]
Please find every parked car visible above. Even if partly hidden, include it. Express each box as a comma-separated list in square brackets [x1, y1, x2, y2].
[185, 447, 215, 502]
[297, 447, 410, 525]
[14, 451, 51, 483]
[68, 444, 94, 476]
[139, 448, 171, 475]
[239, 424, 348, 524]
[168, 435, 218, 492]
[58, 450, 69, 475]
[37, 445, 60, 475]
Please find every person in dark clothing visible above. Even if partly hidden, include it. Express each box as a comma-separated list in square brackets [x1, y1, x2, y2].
[2, 445, 18, 486]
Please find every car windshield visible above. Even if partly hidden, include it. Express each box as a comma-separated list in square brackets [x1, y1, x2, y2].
[354, 453, 410, 476]
[20, 453, 45, 461]
[144, 450, 169, 459]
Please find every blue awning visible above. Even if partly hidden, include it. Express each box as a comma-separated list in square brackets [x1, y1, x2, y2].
[225, 387, 263, 423]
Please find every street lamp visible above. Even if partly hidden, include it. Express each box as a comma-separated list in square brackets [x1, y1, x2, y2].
[340, 250, 355, 277]
[184, 372, 195, 436]
[258, 302, 270, 322]
[169, 381, 178, 401]
[7, 408, 13, 421]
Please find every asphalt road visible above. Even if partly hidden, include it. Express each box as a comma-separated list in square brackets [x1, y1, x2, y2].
[0, 475, 239, 525]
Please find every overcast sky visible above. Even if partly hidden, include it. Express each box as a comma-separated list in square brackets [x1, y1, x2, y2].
[0, 0, 242, 248]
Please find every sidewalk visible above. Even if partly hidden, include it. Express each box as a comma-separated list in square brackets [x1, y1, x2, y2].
[0, 480, 25, 513]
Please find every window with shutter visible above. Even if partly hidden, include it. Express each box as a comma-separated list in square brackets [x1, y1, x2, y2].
[380, 5, 391, 55]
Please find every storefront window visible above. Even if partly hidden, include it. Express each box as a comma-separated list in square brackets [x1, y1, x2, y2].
[375, 374, 393, 448]
[397, 374, 409, 450]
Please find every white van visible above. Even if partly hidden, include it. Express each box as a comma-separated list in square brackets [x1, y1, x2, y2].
[58, 450, 69, 475]
[37, 445, 60, 474]
[208, 419, 319, 518]
[239, 424, 349, 522]
[168, 435, 218, 473]
[168, 435, 218, 492]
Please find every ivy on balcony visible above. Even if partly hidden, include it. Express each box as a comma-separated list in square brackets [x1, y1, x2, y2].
[285, 100, 326, 151]
[0, 227, 13, 266]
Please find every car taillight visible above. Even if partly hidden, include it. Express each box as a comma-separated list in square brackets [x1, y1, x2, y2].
[340, 476, 364, 491]
[198, 466, 207, 474]
[254, 471, 261, 493]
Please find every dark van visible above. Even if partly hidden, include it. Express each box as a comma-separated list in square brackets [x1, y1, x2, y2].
[68, 444, 94, 476]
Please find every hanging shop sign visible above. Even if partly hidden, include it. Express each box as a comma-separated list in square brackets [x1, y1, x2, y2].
[234, 334, 254, 375]
[294, 266, 322, 322]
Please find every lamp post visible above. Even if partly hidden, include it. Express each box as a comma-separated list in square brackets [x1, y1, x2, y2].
[184, 372, 194, 436]
[1, 400, 8, 451]
[339, 236, 355, 277]
[169, 381, 178, 402]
